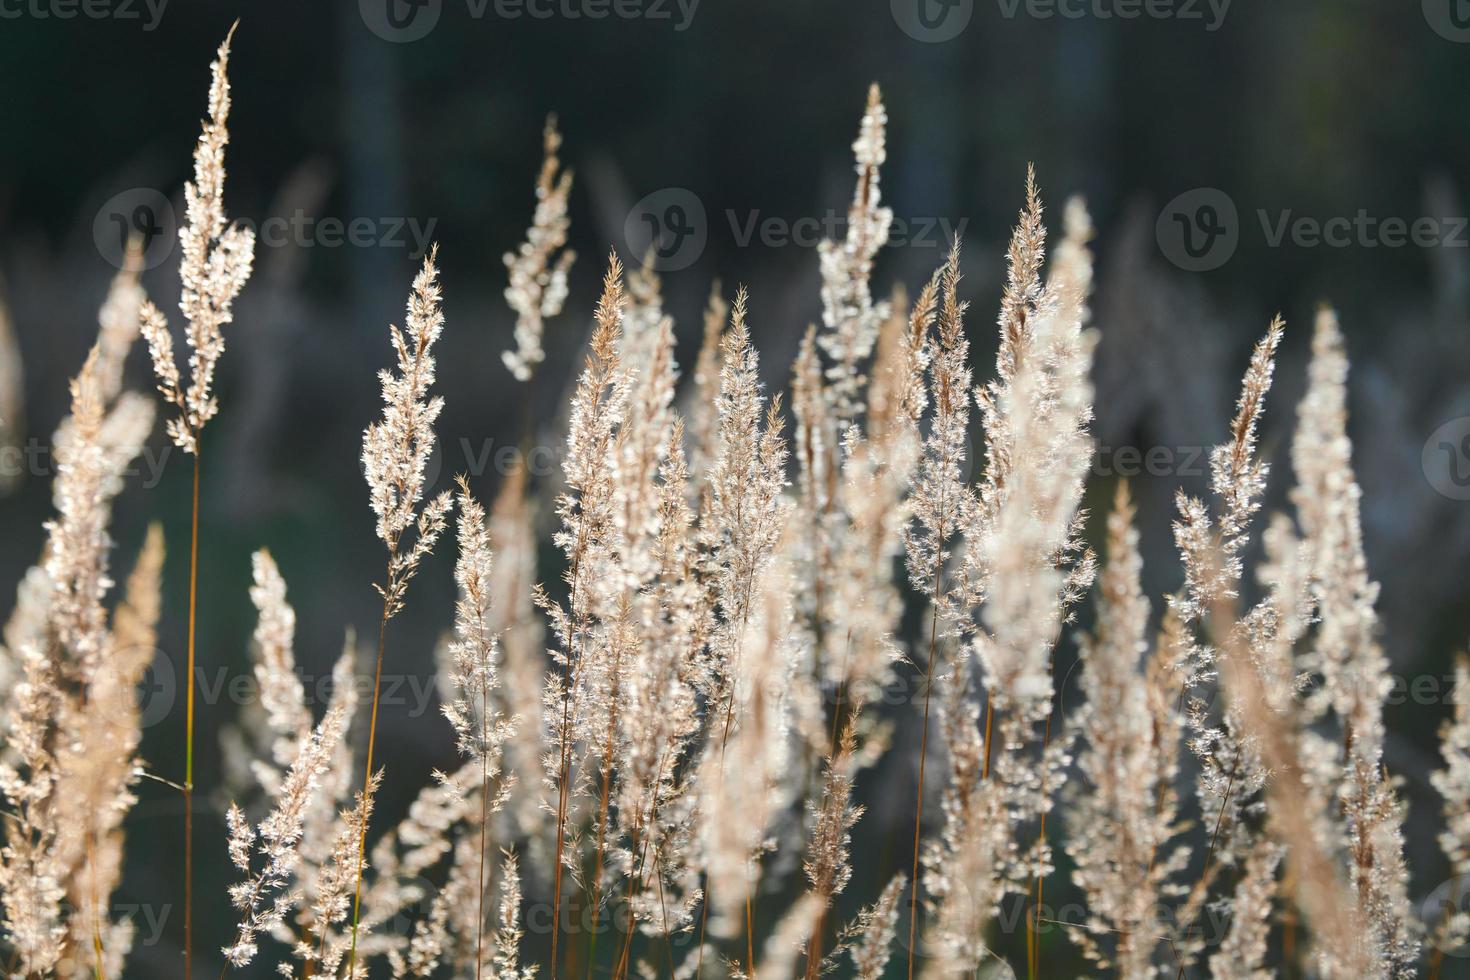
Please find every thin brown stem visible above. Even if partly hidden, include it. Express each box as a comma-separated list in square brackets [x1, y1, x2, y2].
[697, 567, 760, 980]
[803, 905, 826, 980]
[611, 831, 650, 980]
[184, 441, 200, 980]
[653, 840, 678, 979]
[344, 601, 391, 978]
[1426, 875, 1464, 980]
[476, 674, 491, 979]
[612, 844, 645, 980]
[612, 749, 668, 980]
[1027, 703, 1056, 980]
[802, 645, 854, 980]
[907, 549, 943, 980]
[744, 878, 756, 977]
[550, 544, 587, 980]
[1174, 765, 1236, 980]
[586, 643, 626, 977]
[981, 692, 994, 781]
[88, 834, 105, 980]
[694, 875, 710, 980]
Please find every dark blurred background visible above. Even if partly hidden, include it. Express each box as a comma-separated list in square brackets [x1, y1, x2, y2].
[3, 0, 1470, 975]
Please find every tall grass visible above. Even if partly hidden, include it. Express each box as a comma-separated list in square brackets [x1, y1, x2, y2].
[136, 24, 256, 978]
[0, 33, 1455, 980]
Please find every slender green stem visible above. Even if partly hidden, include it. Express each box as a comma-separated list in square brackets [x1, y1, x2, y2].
[184, 441, 200, 980]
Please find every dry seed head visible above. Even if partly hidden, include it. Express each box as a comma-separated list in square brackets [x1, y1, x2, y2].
[362, 248, 453, 615]
[503, 115, 575, 382]
[141, 24, 256, 453]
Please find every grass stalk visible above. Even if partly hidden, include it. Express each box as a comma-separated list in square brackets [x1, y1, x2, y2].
[344, 603, 391, 978]
[184, 440, 200, 980]
[550, 544, 587, 980]
[697, 568, 761, 980]
[476, 673, 492, 979]
[611, 750, 666, 980]
[585, 642, 625, 977]
[1027, 703, 1055, 980]
[802, 656, 851, 980]
[907, 547, 943, 980]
